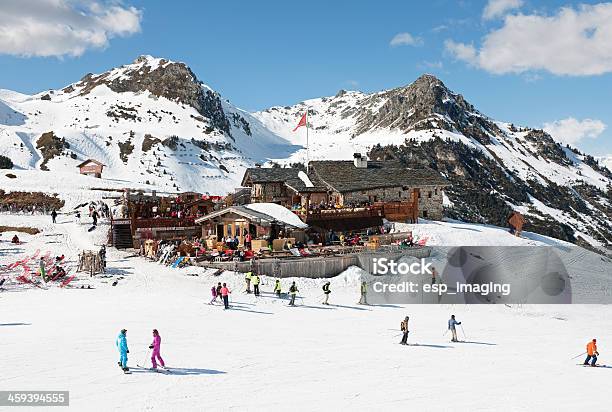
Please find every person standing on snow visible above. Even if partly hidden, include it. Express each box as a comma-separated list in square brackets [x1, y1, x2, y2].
[215, 282, 222, 301]
[400, 316, 410, 345]
[39, 257, 47, 282]
[584, 339, 599, 367]
[221, 283, 231, 309]
[209, 284, 219, 304]
[252, 273, 260, 297]
[116, 329, 129, 371]
[99, 245, 106, 272]
[448, 315, 462, 342]
[289, 281, 298, 306]
[51, 210, 57, 224]
[274, 279, 282, 297]
[322, 281, 331, 305]
[149, 329, 165, 370]
[245, 271, 252, 294]
[358, 281, 368, 305]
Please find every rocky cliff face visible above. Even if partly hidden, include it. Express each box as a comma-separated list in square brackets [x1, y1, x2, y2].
[354, 75, 501, 145]
[77, 56, 232, 135]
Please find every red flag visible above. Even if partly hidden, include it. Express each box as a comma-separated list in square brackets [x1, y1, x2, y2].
[292, 112, 307, 132]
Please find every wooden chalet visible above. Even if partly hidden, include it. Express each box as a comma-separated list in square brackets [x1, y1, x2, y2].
[77, 159, 105, 178]
[241, 154, 448, 230]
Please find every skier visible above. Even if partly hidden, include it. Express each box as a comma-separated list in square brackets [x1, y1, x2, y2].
[209, 285, 218, 304]
[322, 281, 331, 305]
[99, 245, 106, 272]
[274, 279, 282, 297]
[584, 339, 599, 367]
[149, 329, 165, 370]
[51, 210, 57, 224]
[215, 282, 222, 301]
[245, 271, 252, 294]
[400, 316, 409, 345]
[92, 209, 98, 226]
[252, 273, 260, 297]
[289, 281, 298, 306]
[448, 315, 462, 342]
[220, 283, 231, 309]
[116, 329, 129, 372]
[358, 281, 368, 305]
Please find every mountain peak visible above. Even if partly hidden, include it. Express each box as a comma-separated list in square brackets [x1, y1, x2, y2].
[72, 56, 231, 134]
[412, 73, 445, 87]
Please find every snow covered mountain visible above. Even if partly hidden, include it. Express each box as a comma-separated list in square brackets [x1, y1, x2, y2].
[255, 75, 611, 252]
[0, 58, 610, 252]
[0, 55, 299, 194]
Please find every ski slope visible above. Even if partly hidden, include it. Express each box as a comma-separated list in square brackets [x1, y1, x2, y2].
[1, 214, 611, 411]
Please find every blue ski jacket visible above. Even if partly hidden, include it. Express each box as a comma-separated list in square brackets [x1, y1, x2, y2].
[116, 332, 128, 353]
[448, 319, 461, 330]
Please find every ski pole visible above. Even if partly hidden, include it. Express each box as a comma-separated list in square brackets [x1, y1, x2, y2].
[140, 348, 151, 368]
[570, 351, 587, 360]
[443, 329, 449, 337]
[460, 325, 467, 339]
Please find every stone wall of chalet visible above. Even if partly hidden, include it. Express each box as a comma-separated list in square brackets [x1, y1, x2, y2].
[339, 185, 444, 220]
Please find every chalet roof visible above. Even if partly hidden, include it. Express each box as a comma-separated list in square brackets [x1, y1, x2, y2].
[242, 168, 327, 193]
[194, 203, 308, 229]
[76, 159, 105, 168]
[309, 161, 447, 192]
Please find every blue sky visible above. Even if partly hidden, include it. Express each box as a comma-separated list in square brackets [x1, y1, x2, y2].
[1, 0, 611, 156]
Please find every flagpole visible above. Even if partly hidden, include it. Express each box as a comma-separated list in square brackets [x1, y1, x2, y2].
[306, 110, 309, 173]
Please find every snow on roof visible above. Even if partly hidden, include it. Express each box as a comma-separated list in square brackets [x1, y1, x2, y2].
[243, 203, 308, 228]
[297, 171, 314, 188]
[76, 159, 105, 168]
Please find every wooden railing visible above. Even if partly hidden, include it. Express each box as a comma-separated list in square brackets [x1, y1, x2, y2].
[132, 217, 196, 229]
[296, 207, 383, 222]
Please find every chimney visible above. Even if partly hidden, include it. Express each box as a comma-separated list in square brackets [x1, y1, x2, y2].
[353, 153, 368, 168]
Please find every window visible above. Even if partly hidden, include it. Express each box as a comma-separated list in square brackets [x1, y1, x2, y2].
[428, 191, 432, 199]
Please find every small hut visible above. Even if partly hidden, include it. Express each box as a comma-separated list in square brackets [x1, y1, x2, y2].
[77, 159, 105, 178]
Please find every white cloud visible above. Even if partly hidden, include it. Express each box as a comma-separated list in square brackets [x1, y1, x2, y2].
[446, 3, 612, 76]
[390, 32, 423, 47]
[483, 0, 524, 20]
[543, 117, 607, 145]
[0, 0, 142, 58]
[444, 40, 477, 64]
